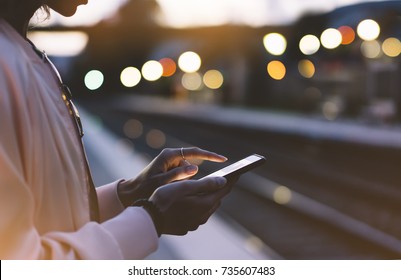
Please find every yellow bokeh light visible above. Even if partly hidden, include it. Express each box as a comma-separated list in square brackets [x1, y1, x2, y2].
[361, 40, 381, 59]
[182, 72, 203, 91]
[120, 67, 141, 88]
[203, 70, 224, 89]
[357, 19, 380, 41]
[320, 28, 342, 49]
[382, 38, 401, 57]
[299, 34, 320, 55]
[273, 186, 292, 205]
[178, 51, 202, 73]
[267, 61, 286, 80]
[263, 33, 287, 56]
[142, 60, 163, 81]
[298, 59, 315, 78]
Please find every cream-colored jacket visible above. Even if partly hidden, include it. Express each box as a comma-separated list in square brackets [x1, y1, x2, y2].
[0, 19, 158, 259]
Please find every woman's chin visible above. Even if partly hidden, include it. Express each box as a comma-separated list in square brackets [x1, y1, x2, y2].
[51, 1, 87, 17]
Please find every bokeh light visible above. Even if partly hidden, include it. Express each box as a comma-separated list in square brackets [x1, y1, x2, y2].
[182, 72, 203, 91]
[298, 59, 315, 78]
[120, 67, 141, 87]
[322, 101, 340, 121]
[267, 61, 286, 80]
[142, 60, 163, 81]
[299, 34, 320, 55]
[361, 40, 381, 59]
[357, 19, 380, 41]
[146, 129, 166, 149]
[320, 28, 342, 49]
[84, 70, 104, 91]
[338, 26, 355, 45]
[273, 186, 292, 205]
[203, 70, 224, 89]
[382, 38, 401, 57]
[159, 57, 177, 77]
[263, 33, 287, 56]
[178, 51, 202, 73]
[123, 119, 143, 139]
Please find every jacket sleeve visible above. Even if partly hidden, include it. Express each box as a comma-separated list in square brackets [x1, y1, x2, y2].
[0, 108, 158, 260]
[96, 180, 126, 222]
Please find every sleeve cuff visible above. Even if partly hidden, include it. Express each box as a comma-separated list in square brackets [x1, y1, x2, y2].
[101, 206, 159, 259]
[96, 180, 125, 222]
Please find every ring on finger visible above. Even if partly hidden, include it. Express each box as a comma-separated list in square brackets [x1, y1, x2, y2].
[180, 147, 186, 161]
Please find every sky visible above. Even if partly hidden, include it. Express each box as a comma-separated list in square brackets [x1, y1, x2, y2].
[37, 0, 394, 27]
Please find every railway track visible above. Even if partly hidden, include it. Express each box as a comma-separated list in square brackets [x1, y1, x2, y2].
[82, 99, 401, 259]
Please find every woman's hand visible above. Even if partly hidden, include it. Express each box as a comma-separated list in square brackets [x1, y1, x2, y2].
[149, 176, 230, 235]
[118, 147, 227, 207]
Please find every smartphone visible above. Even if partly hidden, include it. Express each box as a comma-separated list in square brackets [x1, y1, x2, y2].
[202, 154, 266, 180]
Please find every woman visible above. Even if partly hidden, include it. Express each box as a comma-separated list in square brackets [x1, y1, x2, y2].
[0, 0, 232, 259]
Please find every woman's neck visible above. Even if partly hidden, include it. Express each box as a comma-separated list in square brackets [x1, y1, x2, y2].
[1, 5, 39, 38]
[6, 18, 29, 37]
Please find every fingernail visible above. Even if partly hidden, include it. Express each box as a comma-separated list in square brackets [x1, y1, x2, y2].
[185, 165, 198, 174]
[216, 177, 227, 187]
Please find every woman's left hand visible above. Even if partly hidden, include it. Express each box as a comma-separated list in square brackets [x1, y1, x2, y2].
[117, 147, 227, 207]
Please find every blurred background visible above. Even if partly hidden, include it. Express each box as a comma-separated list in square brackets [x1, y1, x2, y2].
[29, 0, 401, 259]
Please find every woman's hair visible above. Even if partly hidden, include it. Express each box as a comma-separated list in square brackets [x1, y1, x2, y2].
[41, 4, 51, 17]
[0, 1, 50, 18]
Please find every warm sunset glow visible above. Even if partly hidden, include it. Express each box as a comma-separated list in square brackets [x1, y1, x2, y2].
[27, 31, 88, 57]
[34, 0, 391, 29]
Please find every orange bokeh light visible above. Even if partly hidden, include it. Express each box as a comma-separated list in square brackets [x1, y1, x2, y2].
[267, 60, 286, 80]
[338, 26, 355, 45]
[159, 57, 177, 77]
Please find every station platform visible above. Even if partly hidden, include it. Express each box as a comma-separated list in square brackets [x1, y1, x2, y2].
[80, 95, 401, 259]
[113, 95, 401, 150]
[80, 107, 277, 260]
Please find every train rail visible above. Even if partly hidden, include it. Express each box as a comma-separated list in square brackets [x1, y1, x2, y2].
[82, 98, 401, 259]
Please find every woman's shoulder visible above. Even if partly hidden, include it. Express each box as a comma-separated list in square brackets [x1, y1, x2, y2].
[0, 20, 33, 69]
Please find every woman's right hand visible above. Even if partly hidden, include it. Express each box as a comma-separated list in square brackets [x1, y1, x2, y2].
[118, 147, 227, 207]
[149, 176, 230, 236]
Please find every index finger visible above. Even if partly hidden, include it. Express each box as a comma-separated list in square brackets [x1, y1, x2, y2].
[181, 147, 227, 163]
